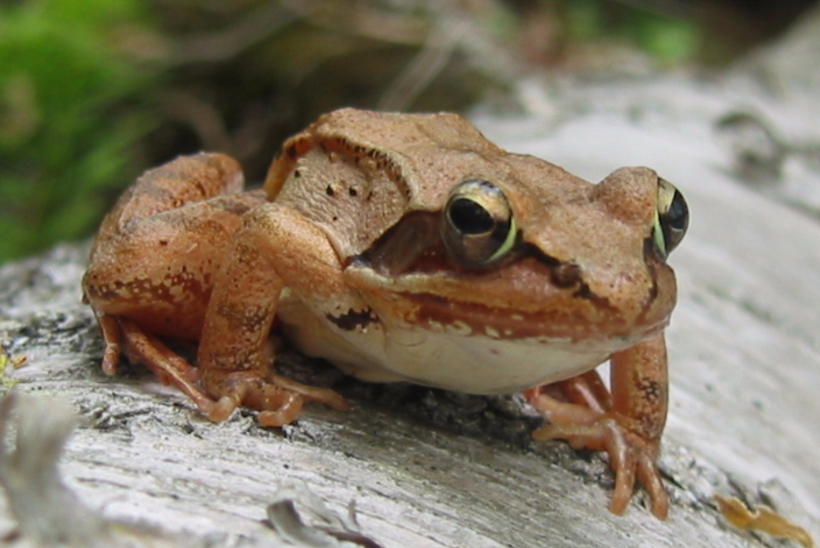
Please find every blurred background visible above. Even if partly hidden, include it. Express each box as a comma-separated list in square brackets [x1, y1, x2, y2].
[0, 0, 816, 263]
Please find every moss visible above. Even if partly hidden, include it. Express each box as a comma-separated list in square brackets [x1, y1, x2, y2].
[0, 0, 157, 262]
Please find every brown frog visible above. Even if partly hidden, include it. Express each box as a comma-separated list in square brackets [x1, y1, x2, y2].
[83, 108, 689, 518]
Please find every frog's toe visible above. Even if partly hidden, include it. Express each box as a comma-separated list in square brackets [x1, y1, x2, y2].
[267, 371, 349, 411]
[206, 371, 348, 426]
[533, 416, 668, 519]
[101, 344, 121, 376]
[208, 394, 239, 423]
[257, 395, 304, 427]
[637, 451, 669, 519]
[206, 377, 302, 425]
[96, 312, 123, 375]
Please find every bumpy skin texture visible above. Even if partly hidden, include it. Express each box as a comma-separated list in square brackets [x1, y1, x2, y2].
[83, 108, 683, 519]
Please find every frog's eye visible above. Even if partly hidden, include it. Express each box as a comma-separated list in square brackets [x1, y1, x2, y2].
[442, 179, 518, 265]
[652, 178, 689, 259]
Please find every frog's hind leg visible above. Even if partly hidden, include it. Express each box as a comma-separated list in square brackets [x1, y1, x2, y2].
[117, 318, 216, 415]
[98, 315, 341, 425]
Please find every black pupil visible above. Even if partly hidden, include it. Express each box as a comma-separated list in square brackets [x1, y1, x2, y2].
[449, 198, 494, 234]
[667, 191, 688, 231]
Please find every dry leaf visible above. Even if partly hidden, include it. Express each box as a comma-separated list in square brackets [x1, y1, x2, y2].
[715, 494, 815, 548]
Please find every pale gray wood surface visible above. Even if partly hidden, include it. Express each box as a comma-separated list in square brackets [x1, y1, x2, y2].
[1, 14, 820, 547]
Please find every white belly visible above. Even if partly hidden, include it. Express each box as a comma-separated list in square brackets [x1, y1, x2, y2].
[345, 327, 611, 394]
[277, 293, 619, 394]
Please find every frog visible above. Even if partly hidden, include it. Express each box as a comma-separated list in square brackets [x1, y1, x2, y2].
[82, 108, 689, 519]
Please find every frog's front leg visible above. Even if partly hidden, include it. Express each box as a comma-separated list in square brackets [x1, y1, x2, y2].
[526, 335, 670, 519]
[198, 203, 349, 427]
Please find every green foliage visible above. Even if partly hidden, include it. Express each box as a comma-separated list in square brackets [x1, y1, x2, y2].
[565, 0, 606, 41]
[563, 0, 701, 62]
[631, 13, 701, 64]
[0, 0, 155, 263]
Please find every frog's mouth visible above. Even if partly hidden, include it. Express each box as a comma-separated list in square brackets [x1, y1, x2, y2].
[394, 288, 670, 344]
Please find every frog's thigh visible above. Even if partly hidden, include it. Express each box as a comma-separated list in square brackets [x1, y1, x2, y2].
[85, 194, 263, 337]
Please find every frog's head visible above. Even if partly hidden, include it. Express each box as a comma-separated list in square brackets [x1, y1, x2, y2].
[353, 150, 688, 346]
[272, 108, 688, 347]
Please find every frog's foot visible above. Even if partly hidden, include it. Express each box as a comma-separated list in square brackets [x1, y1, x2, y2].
[207, 372, 349, 428]
[118, 319, 215, 414]
[526, 382, 669, 519]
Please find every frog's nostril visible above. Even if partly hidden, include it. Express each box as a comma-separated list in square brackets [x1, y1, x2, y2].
[551, 262, 582, 288]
